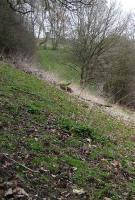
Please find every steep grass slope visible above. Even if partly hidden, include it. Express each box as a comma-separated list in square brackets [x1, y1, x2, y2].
[38, 48, 135, 124]
[0, 64, 135, 199]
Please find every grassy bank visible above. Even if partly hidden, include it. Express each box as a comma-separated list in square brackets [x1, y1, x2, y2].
[38, 48, 80, 83]
[0, 64, 135, 199]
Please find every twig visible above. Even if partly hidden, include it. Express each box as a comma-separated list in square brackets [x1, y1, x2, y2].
[1, 153, 39, 173]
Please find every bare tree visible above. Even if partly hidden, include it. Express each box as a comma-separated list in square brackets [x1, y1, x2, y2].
[48, 2, 67, 49]
[103, 35, 135, 108]
[6, 0, 95, 14]
[126, 13, 135, 40]
[72, 0, 130, 87]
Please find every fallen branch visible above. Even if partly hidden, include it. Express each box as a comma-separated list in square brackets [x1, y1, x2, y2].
[1, 153, 39, 173]
[96, 103, 112, 108]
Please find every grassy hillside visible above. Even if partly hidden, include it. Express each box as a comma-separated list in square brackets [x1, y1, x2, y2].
[0, 64, 135, 199]
[38, 48, 80, 82]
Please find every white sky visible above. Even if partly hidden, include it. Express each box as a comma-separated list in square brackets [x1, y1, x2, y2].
[118, 0, 135, 12]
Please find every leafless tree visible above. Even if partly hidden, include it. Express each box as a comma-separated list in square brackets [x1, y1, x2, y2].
[126, 13, 135, 40]
[48, 2, 67, 49]
[71, 0, 130, 87]
[6, 0, 95, 14]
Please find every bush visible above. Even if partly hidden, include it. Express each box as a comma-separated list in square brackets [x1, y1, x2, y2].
[0, 0, 35, 57]
[103, 36, 135, 108]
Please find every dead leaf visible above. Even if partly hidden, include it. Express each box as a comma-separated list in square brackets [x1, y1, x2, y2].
[86, 138, 91, 143]
[111, 160, 121, 168]
[13, 187, 29, 197]
[130, 135, 135, 142]
[35, 137, 38, 141]
[52, 174, 57, 178]
[5, 187, 29, 198]
[73, 188, 85, 195]
[72, 167, 77, 171]
[5, 188, 13, 197]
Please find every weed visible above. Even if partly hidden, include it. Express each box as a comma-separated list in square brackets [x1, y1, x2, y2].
[33, 156, 59, 171]
[26, 138, 44, 152]
[58, 118, 109, 144]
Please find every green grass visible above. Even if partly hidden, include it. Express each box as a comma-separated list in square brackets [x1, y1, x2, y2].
[38, 48, 80, 82]
[0, 64, 135, 199]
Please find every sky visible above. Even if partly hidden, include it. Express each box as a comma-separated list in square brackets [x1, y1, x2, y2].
[118, 0, 135, 12]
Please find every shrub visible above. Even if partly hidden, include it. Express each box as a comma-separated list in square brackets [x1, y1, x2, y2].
[0, 0, 35, 57]
[103, 36, 135, 108]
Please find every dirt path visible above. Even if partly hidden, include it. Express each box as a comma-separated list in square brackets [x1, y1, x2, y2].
[71, 83, 135, 125]
[22, 65, 135, 126]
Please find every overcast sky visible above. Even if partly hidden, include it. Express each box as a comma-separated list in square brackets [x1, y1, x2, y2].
[118, 0, 135, 12]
